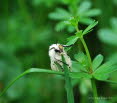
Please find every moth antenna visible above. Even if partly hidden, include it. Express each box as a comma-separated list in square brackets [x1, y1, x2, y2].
[62, 44, 74, 47]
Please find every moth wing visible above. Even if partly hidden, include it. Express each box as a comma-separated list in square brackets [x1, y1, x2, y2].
[51, 60, 59, 71]
[51, 60, 63, 71]
[54, 61, 63, 71]
[64, 54, 72, 67]
[63, 54, 72, 72]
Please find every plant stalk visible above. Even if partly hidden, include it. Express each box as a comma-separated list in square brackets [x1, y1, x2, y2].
[62, 56, 74, 103]
[0, 68, 63, 97]
[80, 38, 98, 103]
[75, 26, 98, 103]
[91, 79, 98, 103]
[80, 37, 92, 72]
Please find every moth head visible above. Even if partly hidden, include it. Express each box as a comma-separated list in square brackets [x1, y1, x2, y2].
[49, 43, 73, 54]
[58, 44, 63, 52]
[49, 44, 64, 54]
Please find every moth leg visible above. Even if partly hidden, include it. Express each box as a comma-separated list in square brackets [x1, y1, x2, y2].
[51, 61, 59, 71]
[54, 58, 72, 72]
[54, 61, 64, 71]
[54, 58, 69, 66]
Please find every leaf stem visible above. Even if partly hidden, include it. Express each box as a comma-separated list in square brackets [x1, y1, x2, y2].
[62, 56, 74, 103]
[91, 79, 98, 103]
[80, 38, 98, 103]
[75, 26, 98, 103]
[0, 68, 63, 97]
[80, 37, 92, 72]
[0, 70, 29, 97]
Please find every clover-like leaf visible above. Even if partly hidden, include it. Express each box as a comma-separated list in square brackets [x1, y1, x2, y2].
[83, 9, 101, 17]
[66, 35, 79, 45]
[55, 21, 66, 31]
[79, 17, 94, 25]
[65, 36, 79, 51]
[70, 72, 92, 79]
[94, 61, 117, 74]
[78, 1, 91, 15]
[94, 73, 109, 80]
[98, 29, 117, 46]
[94, 61, 117, 80]
[92, 54, 104, 70]
[74, 51, 89, 71]
[49, 8, 71, 20]
[72, 61, 86, 72]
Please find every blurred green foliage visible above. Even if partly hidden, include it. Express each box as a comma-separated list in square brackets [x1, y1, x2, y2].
[0, 0, 117, 103]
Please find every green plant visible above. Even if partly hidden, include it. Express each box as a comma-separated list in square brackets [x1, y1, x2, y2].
[98, 17, 117, 62]
[64, 17, 117, 103]
[1, 0, 117, 103]
[49, 0, 101, 32]
[1, 17, 117, 103]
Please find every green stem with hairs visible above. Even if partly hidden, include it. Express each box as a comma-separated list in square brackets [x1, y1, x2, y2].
[80, 38, 98, 103]
[75, 26, 98, 103]
[75, 26, 92, 72]
[80, 37, 92, 72]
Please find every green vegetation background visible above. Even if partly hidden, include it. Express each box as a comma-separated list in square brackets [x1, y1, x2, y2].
[0, 0, 117, 103]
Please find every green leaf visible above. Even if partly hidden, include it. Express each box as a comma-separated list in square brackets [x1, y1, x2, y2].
[98, 29, 117, 46]
[64, 20, 71, 25]
[113, 0, 117, 5]
[66, 36, 79, 51]
[95, 61, 117, 74]
[96, 65, 117, 74]
[94, 73, 110, 80]
[92, 54, 104, 70]
[55, 21, 66, 31]
[72, 61, 85, 72]
[28, 68, 62, 74]
[93, 61, 117, 79]
[74, 51, 89, 71]
[84, 9, 101, 17]
[78, 1, 91, 15]
[96, 79, 117, 84]
[0, 68, 63, 97]
[70, 72, 92, 79]
[74, 51, 86, 62]
[79, 17, 94, 25]
[110, 17, 117, 31]
[67, 26, 75, 32]
[62, 55, 74, 103]
[83, 21, 98, 35]
[0, 68, 91, 97]
[49, 8, 71, 20]
[67, 36, 79, 44]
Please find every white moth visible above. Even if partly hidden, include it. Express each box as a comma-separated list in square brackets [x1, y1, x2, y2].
[49, 43, 72, 71]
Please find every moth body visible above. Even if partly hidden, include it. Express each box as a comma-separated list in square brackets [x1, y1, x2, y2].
[49, 44, 72, 71]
